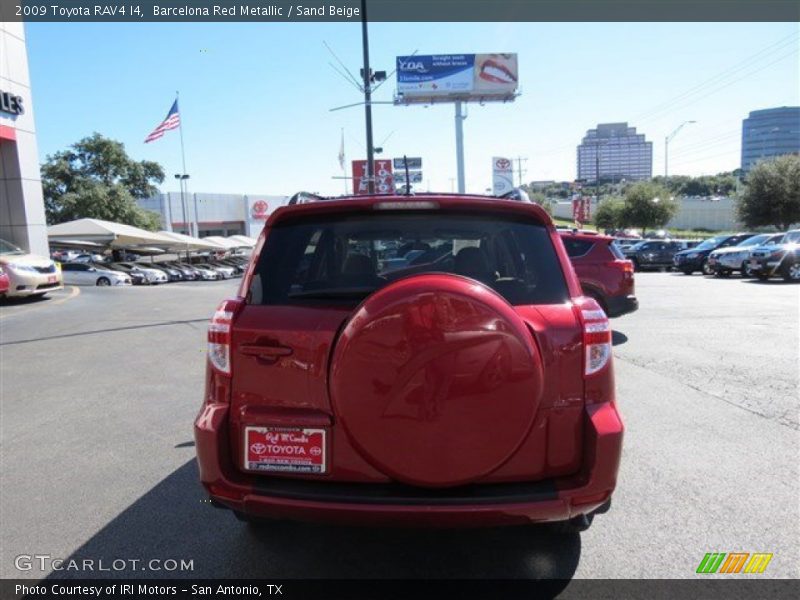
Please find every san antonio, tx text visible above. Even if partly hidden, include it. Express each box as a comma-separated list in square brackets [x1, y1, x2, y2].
[17, 583, 281, 596]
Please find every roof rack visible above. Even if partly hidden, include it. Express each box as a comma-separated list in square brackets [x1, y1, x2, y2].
[498, 188, 531, 202]
[288, 191, 328, 205]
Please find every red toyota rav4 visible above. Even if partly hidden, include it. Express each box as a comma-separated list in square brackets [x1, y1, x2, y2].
[194, 193, 623, 531]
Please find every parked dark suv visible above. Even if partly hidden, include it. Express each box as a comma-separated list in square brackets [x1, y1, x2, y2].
[195, 193, 624, 531]
[672, 233, 756, 275]
[623, 240, 687, 271]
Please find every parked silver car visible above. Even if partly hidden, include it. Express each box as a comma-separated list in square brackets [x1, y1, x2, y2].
[61, 262, 132, 286]
[707, 233, 785, 277]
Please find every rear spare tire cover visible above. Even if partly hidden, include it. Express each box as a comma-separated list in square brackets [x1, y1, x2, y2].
[330, 274, 544, 487]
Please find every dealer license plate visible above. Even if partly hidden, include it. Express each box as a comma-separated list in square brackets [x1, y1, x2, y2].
[244, 426, 326, 474]
[47, 275, 57, 283]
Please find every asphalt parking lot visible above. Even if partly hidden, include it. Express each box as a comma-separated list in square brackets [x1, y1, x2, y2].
[0, 274, 797, 581]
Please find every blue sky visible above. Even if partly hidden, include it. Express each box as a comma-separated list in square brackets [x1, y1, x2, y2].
[26, 21, 799, 196]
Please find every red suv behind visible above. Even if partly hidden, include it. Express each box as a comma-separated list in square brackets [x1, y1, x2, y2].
[195, 194, 624, 531]
[560, 231, 637, 318]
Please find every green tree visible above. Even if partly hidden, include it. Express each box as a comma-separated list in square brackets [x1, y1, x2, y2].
[619, 182, 678, 233]
[593, 197, 625, 231]
[41, 133, 165, 230]
[737, 155, 800, 231]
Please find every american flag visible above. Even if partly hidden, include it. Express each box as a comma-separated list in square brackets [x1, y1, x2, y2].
[144, 100, 180, 143]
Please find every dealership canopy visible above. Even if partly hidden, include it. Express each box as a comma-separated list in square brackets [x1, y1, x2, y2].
[227, 235, 258, 247]
[157, 231, 228, 252]
[48, 218, 175, 248]
[203, 235, 249, 250]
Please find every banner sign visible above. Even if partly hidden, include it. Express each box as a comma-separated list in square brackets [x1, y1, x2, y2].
[492, 157, 514, 195]
[396, 54, 518, 103]
[572, 196, 591, 224]
[352, 159, 395, 195]
[394, 171, 424, 184]
[393, 157, 423, 170]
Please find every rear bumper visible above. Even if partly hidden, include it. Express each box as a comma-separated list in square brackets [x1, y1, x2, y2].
[194, 401, 624, 527]
[605, 294, 638, 318]
[673, 255, 703, 271]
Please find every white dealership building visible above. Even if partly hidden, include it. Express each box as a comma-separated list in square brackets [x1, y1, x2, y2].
[0, 21, 49, 255]
[138, 192, 289, 238]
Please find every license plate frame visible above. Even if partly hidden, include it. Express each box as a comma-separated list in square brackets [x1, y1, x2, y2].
[244, 426, 327, 474]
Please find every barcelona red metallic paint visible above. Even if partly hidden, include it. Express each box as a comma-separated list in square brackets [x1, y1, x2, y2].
[331, 273, 544, 487]
[561, 231, 637, 318]
[195, 194, 624, 527]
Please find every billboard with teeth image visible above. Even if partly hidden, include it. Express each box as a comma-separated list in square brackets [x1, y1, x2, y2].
[474, 54, 518, 91]
[396, 53, 518, 103]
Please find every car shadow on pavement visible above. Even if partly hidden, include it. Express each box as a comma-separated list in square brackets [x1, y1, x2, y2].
[612, 330, 628, 346]
[47, 460, 581, 582]
[741, 278, 795, 284]
[0, 294, 51, 306]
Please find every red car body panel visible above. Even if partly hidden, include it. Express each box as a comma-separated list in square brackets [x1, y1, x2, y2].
[560, 231, 638, 318]
[195, 195, 624, 526]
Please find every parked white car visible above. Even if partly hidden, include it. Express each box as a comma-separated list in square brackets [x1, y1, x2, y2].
[192, 265, 219, 280]
[0, 238, 63, 298]
[111, 262, 168, 284]
[197, 263, 234, 279]
[60, 263, 132, 286]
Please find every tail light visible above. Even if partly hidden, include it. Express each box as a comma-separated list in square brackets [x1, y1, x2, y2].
[575, 297, 612, 376]
[208, 298, 244, 376]
[606, 259, 634, 279]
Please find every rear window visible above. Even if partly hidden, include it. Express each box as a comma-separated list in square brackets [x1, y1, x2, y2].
[562, 238, 594, 258]
[609, 241, 626, 259]
[249, 212, 569, 306]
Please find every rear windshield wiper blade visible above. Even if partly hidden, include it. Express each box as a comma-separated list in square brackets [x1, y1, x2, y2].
[288, 287, 377, 299]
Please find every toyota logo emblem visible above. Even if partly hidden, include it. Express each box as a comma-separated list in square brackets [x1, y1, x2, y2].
[250, 442, 267, 455]
[251, 200, 269, 219]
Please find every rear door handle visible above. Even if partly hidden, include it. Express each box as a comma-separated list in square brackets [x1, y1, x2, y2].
[240, 344, 293, 360]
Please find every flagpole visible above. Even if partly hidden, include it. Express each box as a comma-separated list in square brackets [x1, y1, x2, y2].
[176, 91, 195, 237]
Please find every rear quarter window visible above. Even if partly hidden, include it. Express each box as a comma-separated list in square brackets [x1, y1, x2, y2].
[249, 211, 570, 306]
[561, 238, 594, 258]
[608, 241, 626, 259]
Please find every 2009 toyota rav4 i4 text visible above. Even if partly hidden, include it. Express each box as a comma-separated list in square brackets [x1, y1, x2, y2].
[194, 193, 624, 532]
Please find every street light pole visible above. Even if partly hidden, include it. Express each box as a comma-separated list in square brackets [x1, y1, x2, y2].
[174, 174, 187, 235]
[665, 120, 696, 177]
[174, 173, 190, 236]
[361, 0, 375, 194]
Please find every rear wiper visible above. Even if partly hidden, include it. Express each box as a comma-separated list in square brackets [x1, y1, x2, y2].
[288, 287, 376, 299]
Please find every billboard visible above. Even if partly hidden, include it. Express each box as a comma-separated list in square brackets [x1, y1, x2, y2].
[396, 54, 518, 104]
[352, 159, 395, 195]
[492, 157, 514, 195]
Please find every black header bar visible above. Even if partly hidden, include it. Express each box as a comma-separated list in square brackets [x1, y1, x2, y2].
[1, 0, 798, 22]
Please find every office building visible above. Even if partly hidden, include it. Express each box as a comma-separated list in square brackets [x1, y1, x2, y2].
[577, 122, 652, 182]
[741, 106, 800, 172]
